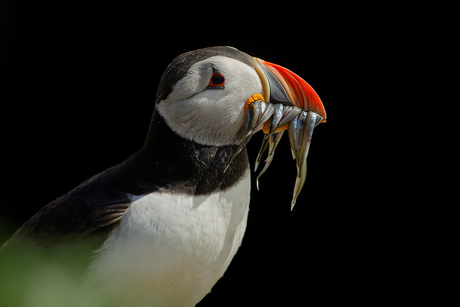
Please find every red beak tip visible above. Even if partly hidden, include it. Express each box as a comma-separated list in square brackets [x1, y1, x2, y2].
[259, 59, 327, 121]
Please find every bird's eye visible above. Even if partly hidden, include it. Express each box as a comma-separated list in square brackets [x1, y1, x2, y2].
[211, 74, 224, 86]
[207, 66, 225, 89]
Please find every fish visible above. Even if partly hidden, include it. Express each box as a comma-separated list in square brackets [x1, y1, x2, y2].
[291, 111, 322, 209]
[255, 130, 284, 190]
[226, 96, 325, 209]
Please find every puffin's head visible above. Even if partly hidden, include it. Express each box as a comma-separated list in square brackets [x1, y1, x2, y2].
[155, 46, 327, 208]
[155, 46, 326, 146]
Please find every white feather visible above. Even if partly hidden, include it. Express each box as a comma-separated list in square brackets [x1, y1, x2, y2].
[156, 56, 263, 146]
[84, 170, 251, 307]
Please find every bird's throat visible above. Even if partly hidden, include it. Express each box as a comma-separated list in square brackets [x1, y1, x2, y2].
[134, 110, 249, 195]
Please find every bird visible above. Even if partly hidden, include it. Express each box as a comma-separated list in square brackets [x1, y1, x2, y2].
[1, 46, 326, 306]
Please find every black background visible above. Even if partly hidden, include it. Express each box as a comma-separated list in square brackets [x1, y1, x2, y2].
[1, 0, 458, 303]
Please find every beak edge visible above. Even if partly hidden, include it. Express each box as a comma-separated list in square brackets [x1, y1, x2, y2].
[253, 57, 327, 123]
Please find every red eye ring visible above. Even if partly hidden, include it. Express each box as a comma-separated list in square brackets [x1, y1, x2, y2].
[207, 65, 225, 89]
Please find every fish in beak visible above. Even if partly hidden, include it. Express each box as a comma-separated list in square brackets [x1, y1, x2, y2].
[226, 57, 327, 210]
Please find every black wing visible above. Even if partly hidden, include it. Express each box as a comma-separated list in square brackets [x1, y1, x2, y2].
[5, 164, 131, 248]
[4, 109, 250, 249]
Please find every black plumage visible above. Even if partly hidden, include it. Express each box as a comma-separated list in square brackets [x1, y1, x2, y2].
[3, 46, 252, 251]
[7, 110, 249, 248]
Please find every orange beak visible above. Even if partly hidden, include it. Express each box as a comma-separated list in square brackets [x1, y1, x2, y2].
[252, 58, 327, 123]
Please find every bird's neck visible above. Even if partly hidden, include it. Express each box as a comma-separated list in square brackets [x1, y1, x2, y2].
[132, 109, 249, 195]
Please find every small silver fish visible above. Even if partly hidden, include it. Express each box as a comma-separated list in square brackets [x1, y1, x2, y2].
[291, 111, 322, 209]
[256, 130, 284, 190]
[225, 98, 325, 209]
[225, 100, 271, 173]
[254, 135, 269, 172]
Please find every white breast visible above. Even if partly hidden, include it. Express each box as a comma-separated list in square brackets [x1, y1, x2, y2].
[84, 170, 250, 307]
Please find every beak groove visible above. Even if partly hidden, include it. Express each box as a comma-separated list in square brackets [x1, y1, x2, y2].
[253, 57, 327, 123]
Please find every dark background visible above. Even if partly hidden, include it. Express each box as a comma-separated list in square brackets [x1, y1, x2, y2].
[1, 0, 457, 303]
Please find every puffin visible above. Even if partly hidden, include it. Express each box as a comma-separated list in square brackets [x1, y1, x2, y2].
[1, 46, 326, 306]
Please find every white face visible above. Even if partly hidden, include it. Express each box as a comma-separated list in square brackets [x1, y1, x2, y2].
[156, 56, 263, 146]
